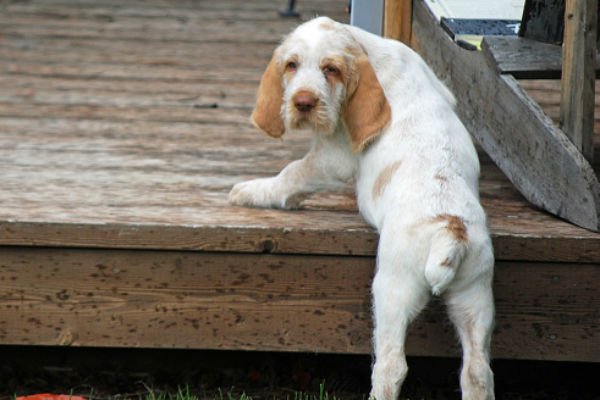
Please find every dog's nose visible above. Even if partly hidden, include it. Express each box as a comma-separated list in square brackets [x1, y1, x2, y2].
[293, 91, 318, 112]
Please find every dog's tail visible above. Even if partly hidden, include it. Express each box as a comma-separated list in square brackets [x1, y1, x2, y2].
[424, 215, 469, 295]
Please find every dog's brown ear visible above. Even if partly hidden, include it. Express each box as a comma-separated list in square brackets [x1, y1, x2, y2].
[251, 51, 285, 138]
[343, 55, 391, 152]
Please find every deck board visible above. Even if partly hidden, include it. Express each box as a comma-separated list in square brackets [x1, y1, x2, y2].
[1, 0, 600, 360]
[0, 0, 597, 259]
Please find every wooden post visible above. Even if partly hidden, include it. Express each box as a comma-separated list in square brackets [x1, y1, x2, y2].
[384, 0, 412, 43]
[560, 0, 597, 163]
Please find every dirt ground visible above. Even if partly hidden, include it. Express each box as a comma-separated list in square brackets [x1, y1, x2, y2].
[1, 346, 599, 400]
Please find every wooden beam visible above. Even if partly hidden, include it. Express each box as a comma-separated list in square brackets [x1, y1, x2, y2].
[383, 0, 412, 44]
[560, 0, 597, 163]
[412, 0, 600, 232]
[3, 215, 600, 263]
[2, 246, 600, 361]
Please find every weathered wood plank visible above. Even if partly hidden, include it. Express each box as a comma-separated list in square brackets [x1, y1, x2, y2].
[0, 62, 262, 83]
[2, 8, 300, 22]
[2, 212, 600, 264]
[0, 36, 275, 60]
[412, 0, 600, 232]
[0, 87, 255, 109]
[1, 4, 347, 23]
[0, 18, 301, 44]
[0, 103, 251, 124]
[520, 78, 600, 161]
[519, 0, 600, 48]
[0, 76, 258, 100]
[1, 247, 599, 361]
[560, 0, 597, 163]
[0, 0, 348, 23]
[19, 0, 345, 13]
[0, 46, 271, 69]
[491, 260, 600, 362]
[518, 0, 565, 44]
[383, 0, 412, 44]
[0, 248, 377, 352]
[0, 27, 280, 45]
[0, 0, 345, 45]
[483, 36, 600, 79]
[483, 36, 565, 79]
[1, 8, 284, 22]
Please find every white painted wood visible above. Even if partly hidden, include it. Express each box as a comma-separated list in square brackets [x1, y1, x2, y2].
[425, 0, 525, 20]
[350, 0, 384, 35]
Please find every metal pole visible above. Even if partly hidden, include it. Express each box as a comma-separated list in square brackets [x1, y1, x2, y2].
[280, 0, 300, 18]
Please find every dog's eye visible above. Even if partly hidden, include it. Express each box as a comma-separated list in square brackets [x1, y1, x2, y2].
[286, 61, 298, 72]
[322, 65, 340, 76]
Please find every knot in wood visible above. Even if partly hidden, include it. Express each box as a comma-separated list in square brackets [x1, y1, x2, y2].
[259, 238, 276, 253]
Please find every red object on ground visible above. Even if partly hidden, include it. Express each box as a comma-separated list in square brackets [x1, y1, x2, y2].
[16, 395, 86, 400]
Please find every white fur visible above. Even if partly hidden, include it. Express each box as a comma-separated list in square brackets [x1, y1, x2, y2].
[229, 17, 495, 400]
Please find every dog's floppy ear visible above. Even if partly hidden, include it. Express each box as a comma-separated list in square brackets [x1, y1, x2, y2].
[251, 50, 285, 138]
[343, 55, 391, 152]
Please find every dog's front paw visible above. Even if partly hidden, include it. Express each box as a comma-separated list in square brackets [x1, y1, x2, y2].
[229, 179, 270, 208]
[229, 178, 303, 209]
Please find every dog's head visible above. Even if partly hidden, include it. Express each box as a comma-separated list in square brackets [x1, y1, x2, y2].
[251, 17, 391, 152]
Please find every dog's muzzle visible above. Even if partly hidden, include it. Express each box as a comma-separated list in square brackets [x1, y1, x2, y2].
[293, 91, 319, 113]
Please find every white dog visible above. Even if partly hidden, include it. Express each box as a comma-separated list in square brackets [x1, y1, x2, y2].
[229, 17, 495, 400]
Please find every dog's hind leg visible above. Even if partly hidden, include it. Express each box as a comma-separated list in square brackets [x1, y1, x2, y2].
[369, 230, 430, 400]
[445, 276, 495, 400]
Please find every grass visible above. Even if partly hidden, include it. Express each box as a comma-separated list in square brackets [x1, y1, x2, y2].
[142, 382, 343, 400]
[11, 382, 350, 400]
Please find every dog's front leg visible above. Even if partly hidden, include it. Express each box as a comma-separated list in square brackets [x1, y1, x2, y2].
[229, 134, 356, 209]
[228, 157, 318, 209]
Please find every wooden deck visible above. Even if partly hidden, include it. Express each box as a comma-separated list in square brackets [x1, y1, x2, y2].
[1, 0, 599, 362]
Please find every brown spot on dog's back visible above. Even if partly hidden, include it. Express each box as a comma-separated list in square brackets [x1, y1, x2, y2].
[319, 20, 335, 30]
[372, 161, 402, 200]
[434, 174, 448, 182]
[433, 214, 468, 242]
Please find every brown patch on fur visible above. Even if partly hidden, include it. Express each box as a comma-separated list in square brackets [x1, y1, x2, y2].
[372, 161, 402, 200]
[433, 214, 468, 242]
[251, 50, 285, 138]
[440, 257, 452, 267]
[319, 20, 335, 30]
[320, 56, 347, 86]
[434, 174, 448, 182]
[343, 55, 391, 152]
[344, 45, 364, 59]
